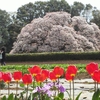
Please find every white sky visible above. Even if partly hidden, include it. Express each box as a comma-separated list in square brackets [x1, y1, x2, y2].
[0, 0, 100, 12]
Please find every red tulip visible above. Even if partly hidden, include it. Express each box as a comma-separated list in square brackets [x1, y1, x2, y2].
[41, 69, 49, 79]
[22, 74, 32, 85]
[49, 71, 57, 82]
[66, 65, 78, 77]
[2, 72, 12, 84]
[53, 66, 64, 78]
[35, 73, 47, 83]
[0, 72, 3, 81]
[13, 71, 22, 82]
[28, 65, 42, 76]
[86, 62, 99, 76]
[65, 73, 74, 81]
[92, 70, 100, 83]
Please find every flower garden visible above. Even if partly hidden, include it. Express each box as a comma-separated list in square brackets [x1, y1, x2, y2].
[0, 62, 100, 100]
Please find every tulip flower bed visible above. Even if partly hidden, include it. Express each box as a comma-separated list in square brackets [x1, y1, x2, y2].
[0, 62, 100, 100]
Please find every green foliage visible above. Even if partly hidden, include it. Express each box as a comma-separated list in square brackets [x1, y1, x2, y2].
[0, 9, 11, 49]
[46, 0, 70, 13]
[92, 89, 100, 100]
[0, 81, 5, 89]
[17, 2, 35, 25]
[1, 93, 15, 100]
[91, 9, 100, 28]
[66, 90, 82, 100]
[71, 1, 84, 17]
[82, 4, 93, 22]
[16, 0, 70, 27]
[75, 92, 82, 100]
[6, 52, 100, 62]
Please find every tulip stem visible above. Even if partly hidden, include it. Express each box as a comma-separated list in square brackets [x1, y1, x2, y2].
[94, 81, 96, 91]
[70, 81, 71, 98]
[58, 78, 60, 94]
[26, 85, 28, 100]
[16, 81, 18, 96]
[94, 81, 98, 91]
[97, 82, 98, 90]
[8, 83, 10, 95]
[53, 82, 56, 97]
[46, 79, 48, 84]
[33, 77, 35, 89]
[72, 79, 74, 100]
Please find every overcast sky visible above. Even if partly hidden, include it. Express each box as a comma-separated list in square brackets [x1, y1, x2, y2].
[0, 0, 100, 12]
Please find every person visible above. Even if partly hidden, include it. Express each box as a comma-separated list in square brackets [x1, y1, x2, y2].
[1, 47, 6, 65]
[0, 50, 2, 60]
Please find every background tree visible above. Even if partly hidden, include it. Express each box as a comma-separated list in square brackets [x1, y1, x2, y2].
[0, 9, 11, 51]
[46, 0, 70, 12]
[70, 1, 84, 17]
[90, 8, 100, 28]
[82, 4, 93, 22]
[16, 0, 70, 27]
[7, 0, 71, 52]
[33, 1, 47, 18]
[17, 2, 35, 27]
[1, 0, 99, 53]
[7, 14, 22, 52]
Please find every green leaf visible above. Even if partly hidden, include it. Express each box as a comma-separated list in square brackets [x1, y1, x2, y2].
[19, 92, 25, 100]
[20, 83, 25, 87]
[14, 95, 19, 100]
[75, 92, 82, 100]
[30, 93, 33, 100]
[1, 96, 6, 100]
[58, 93, 64, 99]
[8, 93, 14, 100]
[44, 95, 51, 100]
[66, 90, 72, 100]
[92, 89, 100, 100]
[54, 96, 62, 100]
[28, 93, 33, 100]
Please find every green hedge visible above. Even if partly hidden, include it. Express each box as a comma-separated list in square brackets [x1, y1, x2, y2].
[6, 52, 100, 62]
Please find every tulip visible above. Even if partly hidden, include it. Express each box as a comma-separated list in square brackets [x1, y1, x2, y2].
[66, 65, 78, 77]
[49, 71, 57, 82]
[28, 65, 42, 76]
[65, 65, 78, 100]
[22, 74, 33, 100]
[2, 72, 12, 84]
[65, 73, 74, 81]
[86, 62, 98, 76]
[53, 66, 64, 78]
[2, 72, 12, 95]
[86, 62, 99, 92]
[0, 72, 3, 95]
[13, 71, 22, 82]
[22, 74, 32, 85]
[92, 70, 100, 83]
[92, 70, 100, 91]
[35, 73, 47, 83]
[13, 71, 22, 96]
[42, 69, 49, 79]
[0, 72, 3, 81]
